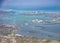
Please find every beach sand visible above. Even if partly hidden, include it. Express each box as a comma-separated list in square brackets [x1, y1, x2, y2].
[16, 35, 60, 43]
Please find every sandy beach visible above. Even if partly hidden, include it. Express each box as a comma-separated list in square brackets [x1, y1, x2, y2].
[16, 35, 60, 43]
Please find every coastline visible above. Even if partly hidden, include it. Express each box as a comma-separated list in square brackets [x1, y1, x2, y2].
[15, 34, 60, 43]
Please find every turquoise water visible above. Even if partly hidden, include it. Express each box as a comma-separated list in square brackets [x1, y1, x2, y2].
[0, 11, 60, 40]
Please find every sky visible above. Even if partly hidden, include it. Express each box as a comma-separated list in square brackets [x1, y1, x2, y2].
[0, 0, 60, 11]
[0, 0, 4, 6]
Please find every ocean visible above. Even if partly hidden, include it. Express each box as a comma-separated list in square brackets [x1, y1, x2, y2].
[0, 10, 60, 41]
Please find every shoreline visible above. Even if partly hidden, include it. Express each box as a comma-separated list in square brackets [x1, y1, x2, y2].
[15, 34, 60, 43]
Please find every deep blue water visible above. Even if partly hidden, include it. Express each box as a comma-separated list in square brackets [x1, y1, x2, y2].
[0, 11, 60, 40]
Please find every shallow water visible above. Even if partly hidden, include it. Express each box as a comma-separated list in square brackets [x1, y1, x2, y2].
[0, 11, 60, 41]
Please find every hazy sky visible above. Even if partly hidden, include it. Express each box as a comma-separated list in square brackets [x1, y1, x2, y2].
[0, 0, 60, 10]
